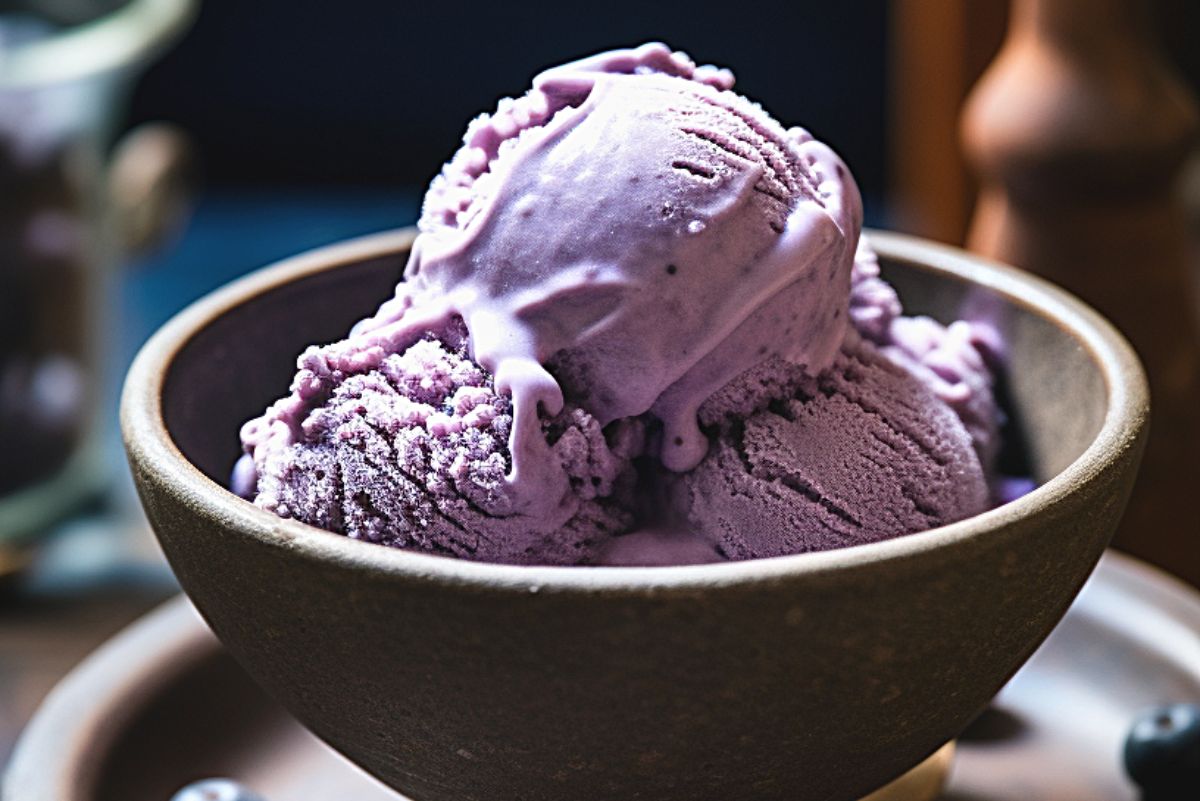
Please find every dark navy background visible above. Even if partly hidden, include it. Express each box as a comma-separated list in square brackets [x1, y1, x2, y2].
[126, 1, 890, 192]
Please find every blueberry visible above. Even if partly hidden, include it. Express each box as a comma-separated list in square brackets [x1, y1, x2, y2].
[1123, 703, 1200, 799]
[169, 778, 267, 801]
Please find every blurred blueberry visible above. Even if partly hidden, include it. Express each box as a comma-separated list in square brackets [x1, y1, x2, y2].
[170, 778, 267, 801]
[1123, 703, 1200, 799]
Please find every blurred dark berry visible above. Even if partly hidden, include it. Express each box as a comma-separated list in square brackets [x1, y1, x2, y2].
[1123, 703, 1200, 799]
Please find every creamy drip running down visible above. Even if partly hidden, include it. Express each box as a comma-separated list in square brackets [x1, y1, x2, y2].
[240, 43, 861, 520]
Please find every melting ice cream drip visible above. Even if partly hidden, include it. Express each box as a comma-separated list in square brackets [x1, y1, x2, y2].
[405, 43, 860, 482]
[240, 42, 863, 524]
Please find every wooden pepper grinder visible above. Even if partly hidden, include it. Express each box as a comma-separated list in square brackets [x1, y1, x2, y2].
[962, 0, 1200, 585]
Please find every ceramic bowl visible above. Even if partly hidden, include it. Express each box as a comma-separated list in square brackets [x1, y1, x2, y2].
[121, 229, 1147, 801]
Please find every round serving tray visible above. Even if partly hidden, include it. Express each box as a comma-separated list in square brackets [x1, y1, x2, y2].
[5, 550, 1198, 801]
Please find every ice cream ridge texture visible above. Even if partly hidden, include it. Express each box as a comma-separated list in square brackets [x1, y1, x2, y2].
[235, 43, 1003, 566]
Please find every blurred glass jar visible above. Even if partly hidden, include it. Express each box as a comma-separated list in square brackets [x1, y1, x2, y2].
[0, 0, 195, 551]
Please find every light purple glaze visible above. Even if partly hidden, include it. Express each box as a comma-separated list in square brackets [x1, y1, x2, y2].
[239, 42, 862, 524]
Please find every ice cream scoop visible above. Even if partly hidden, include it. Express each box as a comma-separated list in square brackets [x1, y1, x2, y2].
[674, 336, 989, 559]
[399, 42, 861, 478]
[245, 319, 636, 564]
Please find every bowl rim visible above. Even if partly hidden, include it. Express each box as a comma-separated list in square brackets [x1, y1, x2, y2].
[120, 227, 1149, 593]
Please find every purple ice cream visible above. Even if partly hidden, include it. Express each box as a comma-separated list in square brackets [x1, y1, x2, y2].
[236, 43, 1002, 565]
[243, 319, 635, 564]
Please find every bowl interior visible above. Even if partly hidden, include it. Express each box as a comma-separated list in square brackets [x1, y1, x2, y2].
[163, 242, 1106, 504]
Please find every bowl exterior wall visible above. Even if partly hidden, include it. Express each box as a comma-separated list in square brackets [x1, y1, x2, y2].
[129, 444, 1139, 801]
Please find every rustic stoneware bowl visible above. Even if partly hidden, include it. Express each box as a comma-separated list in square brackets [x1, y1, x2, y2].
[121, 228, 1148, 801]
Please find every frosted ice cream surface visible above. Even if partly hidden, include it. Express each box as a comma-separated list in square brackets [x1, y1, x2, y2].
[236, 43, 1004, 565]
